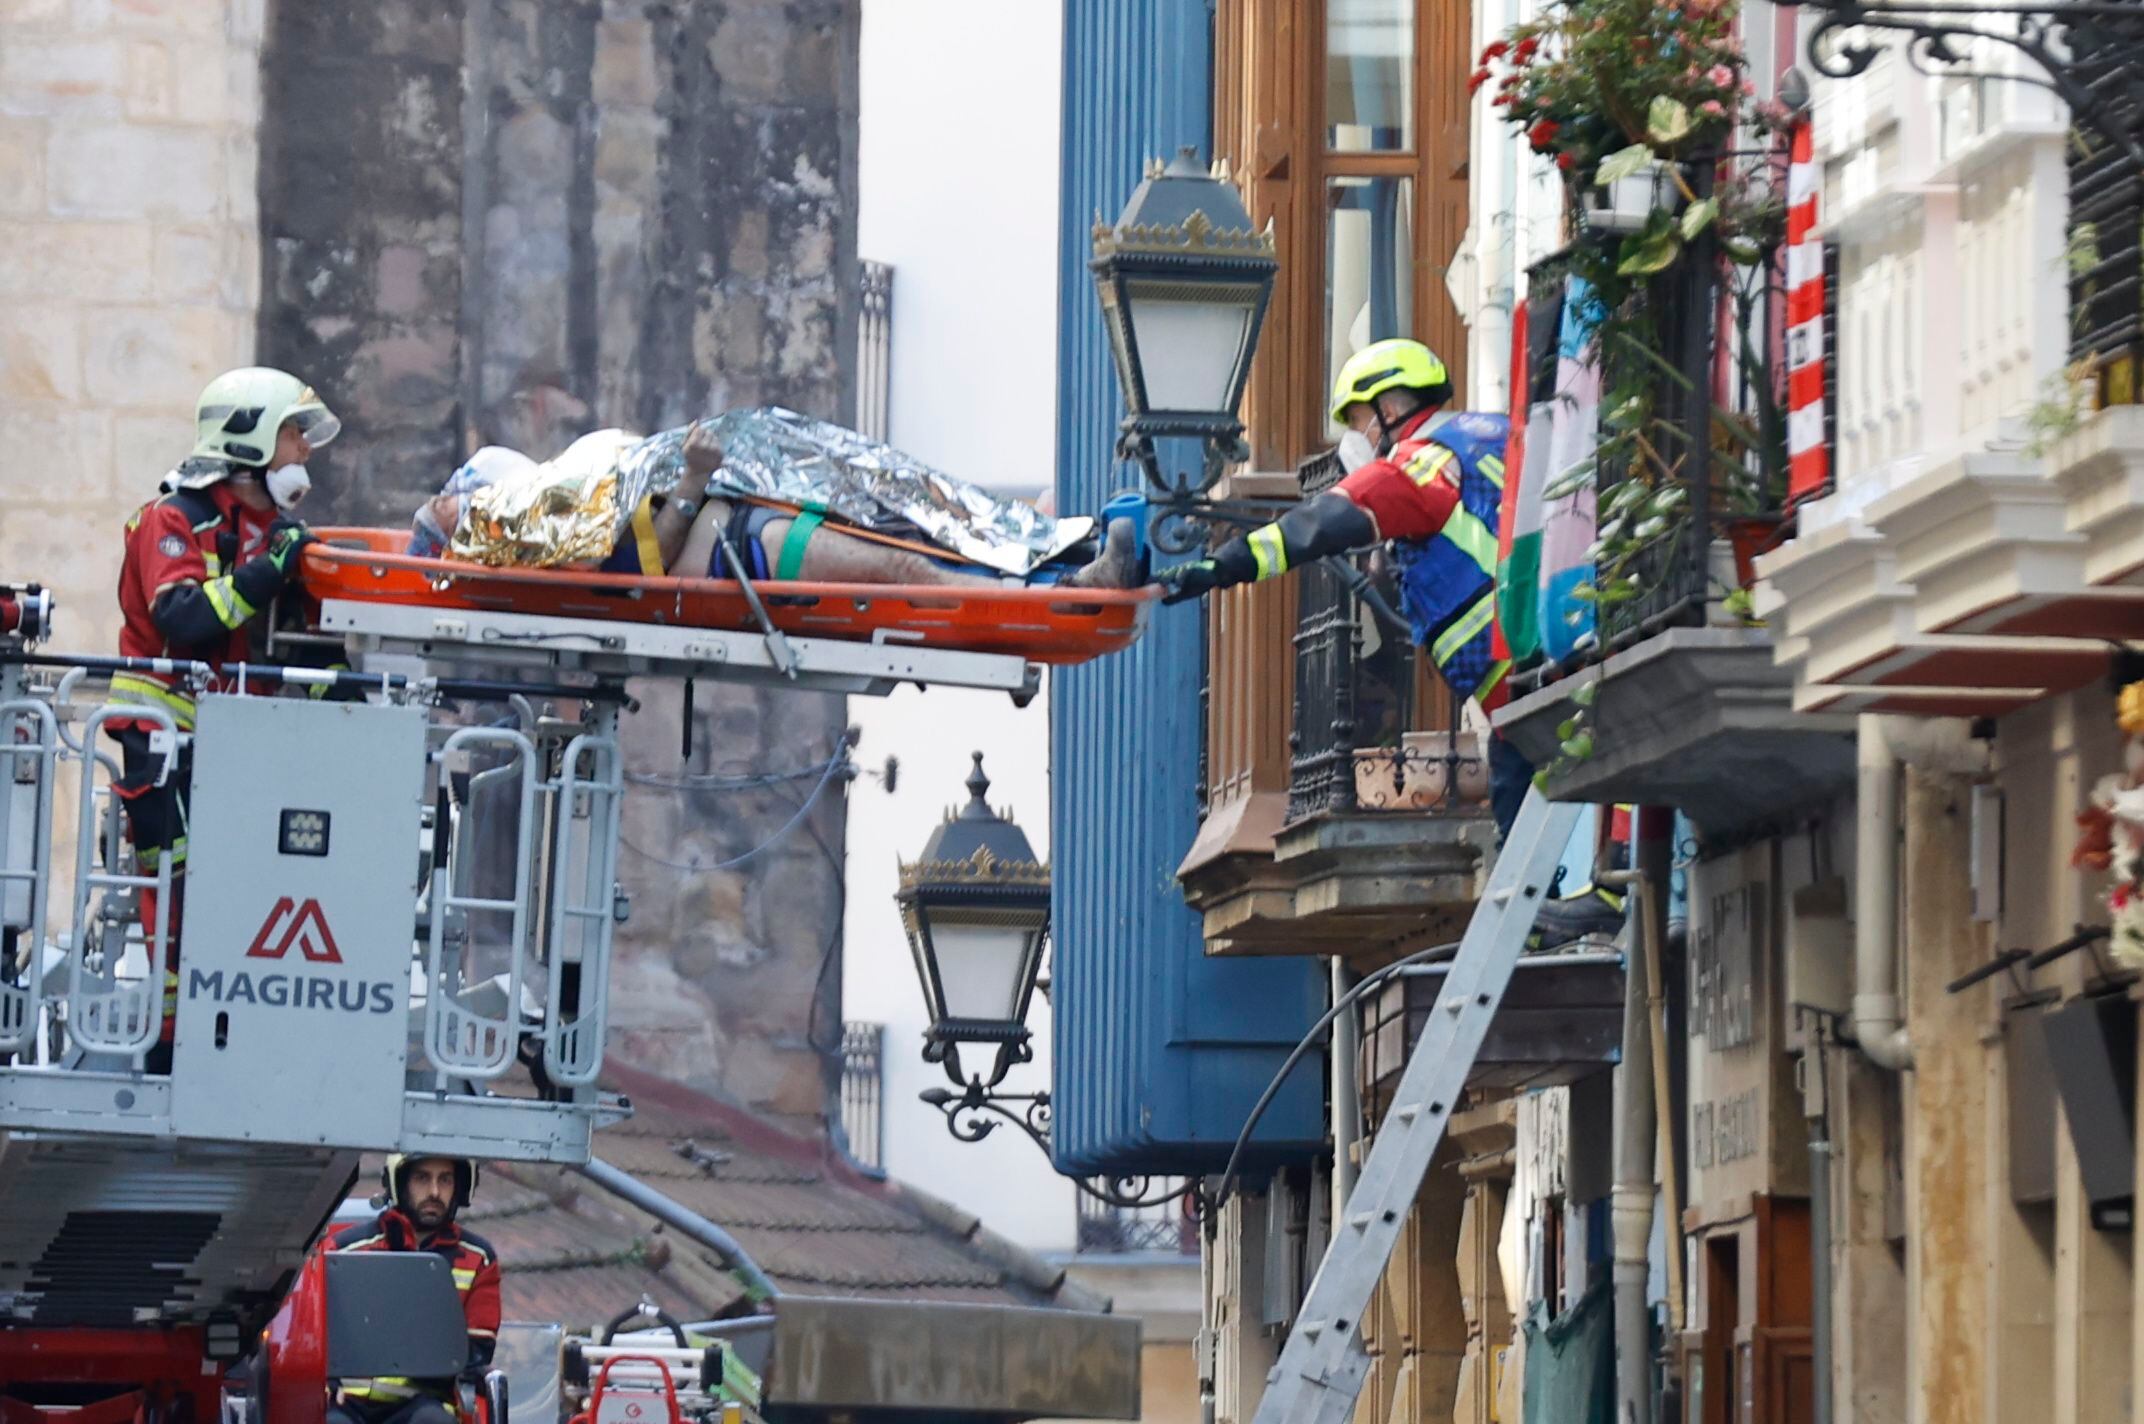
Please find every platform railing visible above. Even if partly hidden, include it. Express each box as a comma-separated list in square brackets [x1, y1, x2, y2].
[0, 699, 57, 1054]
[425, 727, 541, 1084]
[543, 730, 622, 1087]
[65, 704, 175, 1061]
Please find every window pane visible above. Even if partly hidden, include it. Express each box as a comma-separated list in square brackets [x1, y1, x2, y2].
[1325, 175, 1416, 434]
[1327, 0, 1414, 152]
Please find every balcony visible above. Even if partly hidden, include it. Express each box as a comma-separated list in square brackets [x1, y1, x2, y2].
[1493, 255, 1858, 833]
[1181, 459, 1495, 961]
[1358, 946, 1626, 1115]
[1759, 120, 2138, 722]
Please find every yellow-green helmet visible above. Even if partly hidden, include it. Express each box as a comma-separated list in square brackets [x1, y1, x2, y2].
[1329, 339, 1449, 423]
[190, 366, 341, 467]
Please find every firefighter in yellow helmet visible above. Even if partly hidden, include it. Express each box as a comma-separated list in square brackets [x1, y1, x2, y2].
[1156, 338, 1534, 839]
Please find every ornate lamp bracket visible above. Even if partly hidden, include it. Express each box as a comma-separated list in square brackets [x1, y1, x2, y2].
[1794, 0, 2144, 169]
[917, 1073, 1205, 1212]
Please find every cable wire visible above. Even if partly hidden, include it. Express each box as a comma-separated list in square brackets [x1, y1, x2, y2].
[1209, 939, 1464, 1221]
[619, 747, 849, 872]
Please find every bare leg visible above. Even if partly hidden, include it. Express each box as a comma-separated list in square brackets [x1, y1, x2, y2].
[674, 497, 732, 578]
[785, 517, 1001, 587]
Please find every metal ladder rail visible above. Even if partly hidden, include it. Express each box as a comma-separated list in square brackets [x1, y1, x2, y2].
[543, 727, 623, 1086]
[64, 704, 178, 1062]
[1249, 789, 1583, 1424]
[0, 699, 58, 1052]
[425, 727, 540, 1083]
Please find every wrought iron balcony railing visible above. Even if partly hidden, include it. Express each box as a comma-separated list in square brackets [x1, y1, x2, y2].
[1287, 450, 1486, 824]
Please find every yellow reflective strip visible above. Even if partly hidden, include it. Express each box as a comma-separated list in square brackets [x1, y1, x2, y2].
[1439, 509, 1499, 575]
[1431, 594, 1497, 669]
[203, 576, 253, 629]
[1401, 445, 1457, 487]
[1478, 454, 1505, 491]
[1473, 660, 1511, 705]
[632, 499, 663, 575]
[1247, 526, 1289, 581]
[451, 1268, 476, 1285]
[202, 553, 222, 576]
[110, 674, 197, 730]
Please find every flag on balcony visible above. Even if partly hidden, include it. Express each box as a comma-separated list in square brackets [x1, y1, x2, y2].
[1496, 277, 1603, 666]
[1785, 117, 1831, 507]
[1538, 279, 1603, 664]
[1494, 293, 1534, 664]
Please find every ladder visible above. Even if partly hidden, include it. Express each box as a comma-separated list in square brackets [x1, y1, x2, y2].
[1251, 788, 1583, 1424]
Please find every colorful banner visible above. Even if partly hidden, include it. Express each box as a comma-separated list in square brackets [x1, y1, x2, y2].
[1493, 296, 1531, 665]
[1539, 278, 1603, 664]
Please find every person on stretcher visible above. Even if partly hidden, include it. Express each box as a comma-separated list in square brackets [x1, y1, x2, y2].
[411, 421, 1144, 592]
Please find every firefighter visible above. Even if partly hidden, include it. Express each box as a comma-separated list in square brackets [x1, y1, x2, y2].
[1156, 339, 1536, 840]
[328, 1154, 502, 1424]
[110, 367, 340, 1066]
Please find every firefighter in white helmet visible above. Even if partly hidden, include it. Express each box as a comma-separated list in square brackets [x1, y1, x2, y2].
[110, 367, 341, 1067]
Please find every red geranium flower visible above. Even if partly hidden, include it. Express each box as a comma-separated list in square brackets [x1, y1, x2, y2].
[1527, 118, 1560, 149]
[1480, 39, 1511, 61]
[1556, 151, 1576, 171]
[1513, 35, 1540, 61]
[1469, 67, 1493, 93]
[1492, 92, 1513, 106]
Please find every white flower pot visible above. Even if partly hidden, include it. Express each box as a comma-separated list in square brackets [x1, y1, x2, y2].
[1584, 162, 1684, 234]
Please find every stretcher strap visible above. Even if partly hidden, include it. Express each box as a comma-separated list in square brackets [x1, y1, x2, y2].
[737, 495, 991, 570]
[774, 508, 826, 582]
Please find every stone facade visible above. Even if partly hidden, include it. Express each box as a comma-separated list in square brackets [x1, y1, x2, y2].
[0, 0, 860, 1133]
[251, 0, 860, 1131]
[0, 0, 265, 650]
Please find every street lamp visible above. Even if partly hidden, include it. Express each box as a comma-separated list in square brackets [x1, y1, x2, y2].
[899, 753, 1196, 1212]
[1090, 148, 1281, 553]
[897, 752, 1051, 1092]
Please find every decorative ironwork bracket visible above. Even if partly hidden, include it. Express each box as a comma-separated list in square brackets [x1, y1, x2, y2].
[1790, 0, 2144, 169]
[918, 1075, 1205, 1212]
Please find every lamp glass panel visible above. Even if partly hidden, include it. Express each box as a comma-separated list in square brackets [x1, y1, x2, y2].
[1127, 284, 1257, 413]
[929, 922, 1034, 1023]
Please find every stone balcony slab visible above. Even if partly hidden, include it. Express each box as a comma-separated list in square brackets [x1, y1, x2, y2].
[1497, 627, 1857, 834]
[1180, 808, 1494, 960]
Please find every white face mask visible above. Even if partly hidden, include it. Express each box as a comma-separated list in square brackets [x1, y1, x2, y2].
[1337, 429, 1378, 474]
[265, 463, 312, 511]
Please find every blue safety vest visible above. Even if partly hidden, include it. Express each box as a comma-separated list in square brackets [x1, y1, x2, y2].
[1389, 412, 1510, 704]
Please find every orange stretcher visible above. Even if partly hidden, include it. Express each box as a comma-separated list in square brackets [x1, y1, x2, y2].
[299, 528, 1155, 665]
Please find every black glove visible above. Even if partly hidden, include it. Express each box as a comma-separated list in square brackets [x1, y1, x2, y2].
[266, 518, 317, 578]
[1157, 559, 1223, 605]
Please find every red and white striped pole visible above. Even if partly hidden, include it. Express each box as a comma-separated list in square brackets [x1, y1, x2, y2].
[1784, 116, 1829, 506]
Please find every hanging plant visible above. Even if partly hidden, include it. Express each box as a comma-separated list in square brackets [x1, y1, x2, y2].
[1479, 0, 1793, 628]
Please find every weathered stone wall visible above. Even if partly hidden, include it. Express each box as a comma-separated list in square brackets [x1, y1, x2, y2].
[254, 0, 860, 1130]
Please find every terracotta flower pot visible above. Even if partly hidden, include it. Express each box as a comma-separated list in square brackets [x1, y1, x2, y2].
[1724, 514, 1786, 588]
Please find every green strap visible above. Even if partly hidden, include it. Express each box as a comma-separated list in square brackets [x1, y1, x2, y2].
[774, 508, 825, 581]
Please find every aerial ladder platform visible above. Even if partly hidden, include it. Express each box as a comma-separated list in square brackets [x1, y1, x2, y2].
[0, 574, 1066, 1424]
[1250, 790, 1583, 1424]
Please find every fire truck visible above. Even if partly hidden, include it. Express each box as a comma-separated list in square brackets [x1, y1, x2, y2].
[0, 562, 1102, 1424]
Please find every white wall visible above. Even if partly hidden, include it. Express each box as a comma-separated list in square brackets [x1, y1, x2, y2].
[850, 0, 1075, 1254]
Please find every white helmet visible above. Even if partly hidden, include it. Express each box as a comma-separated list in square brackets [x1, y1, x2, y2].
[190, 367, 341, 468]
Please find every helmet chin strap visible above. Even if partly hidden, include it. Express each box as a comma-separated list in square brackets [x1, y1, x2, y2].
[1372, 393, 1436, 454]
